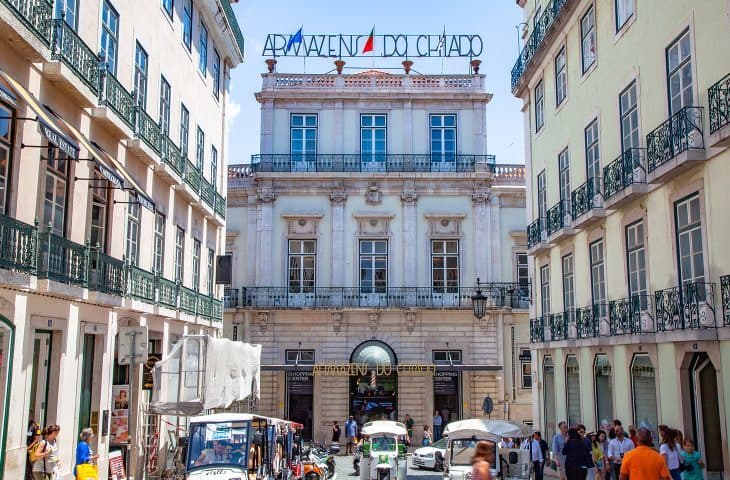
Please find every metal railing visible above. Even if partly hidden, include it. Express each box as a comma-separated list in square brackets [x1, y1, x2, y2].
[250, 154, 495, 173]
[185, 159, 202, 193]
[89, 249, 125, 295]
[709, 73, 730, 134]
[100, 70, 136, 129]
[200, 177, 215, 209]
[546, 200, 571, 236]
[527, 218, 545, 249]
[655, 282, 716, 331]
[574, 306, 597, 339]
[0, 214, 37, 273]
[721, 275, 730, 326]
[549, 312, 568, 341]
[224, 287, 239, 308]
[51, 19, 99, 94]
[37, 230, 88, 285]
[609, 294, 653, 335]
[157, 276, 178, 309]
[603, 148, 646, 199]
[135, 106, 163, 154]
[646, 106, 705, 172]
[129, 265, 156, 302]
[214, 192, 226, 219]
[571, 177, 602, 218]
[2, 0, 53, 46]
[530, 316, 546, 342]
[160, 135, 185, 177]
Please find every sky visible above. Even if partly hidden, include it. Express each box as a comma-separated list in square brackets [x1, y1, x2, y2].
[227, 0, 525, 166]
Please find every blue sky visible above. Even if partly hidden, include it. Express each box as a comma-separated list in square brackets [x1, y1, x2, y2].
[227, 0, 525, 166]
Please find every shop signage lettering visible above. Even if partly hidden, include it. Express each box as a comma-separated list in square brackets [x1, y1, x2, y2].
[263, 34, 483, 58]
[312, 363, 437, 376]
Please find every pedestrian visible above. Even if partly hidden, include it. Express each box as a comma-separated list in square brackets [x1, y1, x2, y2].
[422, 425, 432, 446]
[562, 428, 590, 480]
[345, 416, 358, 455]
[523, 432, 544, 480]
[596, 431, 609, 480]
[679, 439, 704, 480]
[404, 414, 414, 446]
[590, 432, 604, 480]
[433, 410, 443, 441]
[608, 420, 622, 441]
[607, 424, 634, 480]
[75, 428, 99, 479]
[577, 425, 595, 480]
[660, 429, 682, 480]
[26, 425, 42, 480]
[32, 424, 60, 480]
[628, 426, 638, 447]
[618, 428, 670, 480]
[471, 441, 493, 480]
[332, 421, 342, 444]
[537, 432, 550, 477]
[552, 421, 569, 480]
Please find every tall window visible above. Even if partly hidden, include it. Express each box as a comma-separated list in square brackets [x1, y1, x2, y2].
[89, 169, 109, 251]
[195, 127, 204, 170]
[675, 194, 704, 285]
[558, 149, 570, 208]
[590, 240, 607, 310]
[562, 254, 575, 313]
[192, 239, 201, 291]
[174, 227, 185, 282]
[360, 240, 387, 293]
[540, 265, 550, 315]
[535, 80, 544, 131]
[594, 355, 614, 430]
[210, 146, 218, 187]
[430, 114, 457, 163]
[585, 119, 600, 181]
[361, 114, 387, 163]
[180, 104, 189, 157]
[153, 212, 165, 274]
[566, 356, 581, 427]
[288, 240, 316, 293]
[620, 82, 640, 152]
[615, 0, 634, 31]
[631, 354, 658, 434]
[134, 42, 148, 108]
[0, 102, 14, 214]
[159, 76, 171, 136]
[100, 1, 119, 74]
[182, 0, 192, 50]
[198, 22, 208, 76]
[520, 349, 532, 389]
[626, 220, 647, 298]
[43, 147, 69, 235]
[125, 202, 141, 266]
[212, 49, 221, 99]
[162, 0, 173, 18]
[290, 114, 317, 161]
[555, 47, 567, 106]
[537, 170, 547, 227]
[207, 248, 214, 295]
[431, 240, 459, 293]
[516, 253, 529, 289]
[581, 7, 596, 73]
[54, 0, 78, 30]
[667, 30, 693, 115]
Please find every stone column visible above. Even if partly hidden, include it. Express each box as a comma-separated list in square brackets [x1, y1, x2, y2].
[473, 102, 487, 155]
[401, 183, 418, 286]
[334, 100, 344, 155]
[330, 191, 347, 286]
[472, 185, 490, 282]
[256, 184, 276, 286]
[489, 193, 502, 282]
[403, 100, 413, 154]
[260, 99, 274, 154]
[246, 194, 257, 286]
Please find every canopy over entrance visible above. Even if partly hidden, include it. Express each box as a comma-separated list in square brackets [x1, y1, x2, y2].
[350, 340, 397, 366]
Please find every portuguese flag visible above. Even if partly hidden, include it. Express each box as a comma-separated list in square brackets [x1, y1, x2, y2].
[362, 26, 374, 53]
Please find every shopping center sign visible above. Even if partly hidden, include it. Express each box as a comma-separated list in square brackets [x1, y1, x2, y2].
[312, 363, 437, 376]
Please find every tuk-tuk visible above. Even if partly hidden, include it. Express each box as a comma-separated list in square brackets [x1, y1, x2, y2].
[359, 421, 408, 480]
[442, 419, 533, 480]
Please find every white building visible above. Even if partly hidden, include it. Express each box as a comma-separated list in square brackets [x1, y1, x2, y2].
[0, 0, 243, 478]
[224, 61, 532, 444]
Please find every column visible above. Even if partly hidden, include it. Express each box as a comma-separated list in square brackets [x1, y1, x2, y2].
[401, 185, 418, 286]
[473, 102, 487, 155]
[57, 303, 81, 475]
[334, 100, 344, 155]
[403, 100, 413, 154]
[260, 99, 274, 154]
[489, 193, 502, 282]
[330, 192, 346, 286]
[472, 187, 489, 282]
[256, 185, 275, 286]
[246, 195, 257, 286]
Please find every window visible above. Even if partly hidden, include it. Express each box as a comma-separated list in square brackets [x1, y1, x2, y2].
[285, 350, 315, 365]
[542, 357, 556, 441]
[43, 146, 69, 235]
[666, 29, 693, 115]
[288, 240, 316, 293]
[290, 114, 317, 161]
[432, 350, 462, 365]
[520, 349, 532, 389]
[153, 212, 165, 274]
[182, 0, 192, 50]
[100, 1, 119, 74]
[430, 114, 457, 163]
[125, 202, 141, 266]
[198, 22, 208, 76]
[620, 82, 640, 152]
[359, 240, 387, 293]
[180, 104, 189, 157]
[566, 355, 581, 427]
[631, 354, 658, 433]
[535, 80, 544, 131]
[540, 265, 550, 315]
[675, 194, 704, 285]
[562, 254, 575, 313]
[516, 253, 529, 289]
[594, 355, 614, 430]
[159, 76, 171, 136]
[175, 227, 185, 282]
[585, 119, 600, 182]
[555, 47, 567, 106]
[54, 0, 78, 30]
[431, 240, 459, 293]
[581, 7, 596, 73]
[207, 248, 214, 295]
[558, 149, 570, 209]
[590, 239, 607, 311]
[615, 0, 634, 31]
[212, 49, 221, 99]
[134, 42, 148, 108]
[361, 114, 387, 163]
[533, 4, 542, 28]
[0, 102, 14, 214]
[162, 0, 173, 18]
[195, 127, 204, 170]
[210, 146, 218, 187]
[89, 169, 109, 251]
[626, 220, 647, 298]
[537, 170, 547, 228]
[192, 239, 201, 291]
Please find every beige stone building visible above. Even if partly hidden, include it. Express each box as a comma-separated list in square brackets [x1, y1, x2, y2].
[512, 0, 730, 477]
[223, 62, 532, 445]
[0, 0, 243, 478]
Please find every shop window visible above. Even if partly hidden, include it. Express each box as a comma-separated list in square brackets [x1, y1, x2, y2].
[432, 350, 462, 364]
[285, 350, 315, 365]
[594, 354, 614, 431]
[543, 356, 556, 441]
[566, 355, 581, 427]
[631, 354, 658, 432]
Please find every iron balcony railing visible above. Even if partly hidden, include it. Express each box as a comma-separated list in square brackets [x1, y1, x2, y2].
[224, 287, 239, 308]
[88, 249, 125, 295]
[250, 154, 496, 174]
[721, 275, 730, 326]
[609, 294, 653, 335]
[159, 134, 185, 177]
[37, 230, 88, 285]
[646, 106, 705, 172]
[548, 312, 568, 341]
[214, 192, 226, 219]
[135, 106, 163, 154]
[530, 316, 546, 343]
[655, 282, 716, 331]
[574, 306, 598, 339]
[0, 214, 37, 273]
[51, 19, 99, 94]
[709, 73, 730, 134]
[527, 218, 544, 249]
[546, 200, 571, 236]
[2, 0, 53, 46]
[603, 148, 646, 200]
[99, 69, 136, 129]
[571, 177, 602, 218]
[236, 285, 529, 310]
[200, 177, 215, 210]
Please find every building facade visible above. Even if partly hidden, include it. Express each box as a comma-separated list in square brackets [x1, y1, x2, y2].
[0, 0, 243, 478]
[224, 63, 532, 445]
[512, 0, 730, 477]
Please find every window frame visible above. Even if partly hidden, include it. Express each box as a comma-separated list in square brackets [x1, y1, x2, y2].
[673, 193, 704, 285]
[431, 239, 460, 293]
[134, 41, 149, 109]
[0, 101, 15, 215]
[432, 350, 462, 365]
[614, 0, 634, 32]
[360, 114, 388, 162]
[198, 21, 209, 76]
[43, 146, 70, 236]
[195, 127, 205, 170]
[665, 29, 694, 116]
[153, 212, 165, 275]
[562, 254, 575, 313]
[625, 220, 648, 299]
[555, 47, 568, 106]
[192, 238, 201, 291]
[174, 226, 185, 283]
[182, 0, 193, 51]
[210, 146, 218, 187]
[180, 104, 190, 157]
[88, 168, 110, 253]
[619, 81, 640, 152]
[54, 0, 79, 31]
[285, 350, 315, 365]
[558, 148, 570, 206]
[516, 253, 529, 289]
[429, 114, 457, 163]
[590, 239, 607, 308]
[100, 0, 119, 75]
[580, 6, 597, 74]
[290, 114, 318, 161]
[537, 169, 547, 223]
[288, 239, 317, 293]
[159, 75, 171, 136]
[520, 348, 532, 389]
[540, 265, 550, 315]
[125, 201, 141, 266]
[534, 80, 545, 131]
[585, 119, 600, 181]
[162, 0, 174, 18]
[212, 49, 221, 99]
[207, 248, 214, 295]
[359, 239, 388, 293]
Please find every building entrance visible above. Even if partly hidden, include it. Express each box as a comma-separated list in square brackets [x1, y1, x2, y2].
[688, 353, 723, 480]
[349, 341, 397, 424]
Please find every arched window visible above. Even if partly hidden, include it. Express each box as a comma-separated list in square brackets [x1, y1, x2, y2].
[631, 354, 658, 432]
[566, 355, 581, 427]
[0, 316, 15, 478]
[543, 356, 556, 441]
[594, 354, 614, 430]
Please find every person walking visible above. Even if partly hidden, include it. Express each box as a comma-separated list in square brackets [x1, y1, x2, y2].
[422, 425, 432, 446]
[433, 410, 443, 441]
[577, 425, 595, 480]
[563, 428, 590, 480]
[345, 416, 358, 455]
[332, 421, 342, 444]
[596, 431, 609, 480]
[404, 414, 414, 446]
[523, 432, 545, 480]
[608, 425, 634, 480]
[552, 421, 569, 480]
[75, 428, 99, 479]
[590, 433, 604, 480]
[536, 432, 550, 478]
[660, 429, 682, 480]
[471, 441, 493, 480]
[618, 428, 670, 480]
[679, 439, 704, 480]
[32, 425, 60, 480]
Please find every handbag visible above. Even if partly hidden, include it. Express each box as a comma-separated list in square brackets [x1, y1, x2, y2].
[76, 463, 98, 480]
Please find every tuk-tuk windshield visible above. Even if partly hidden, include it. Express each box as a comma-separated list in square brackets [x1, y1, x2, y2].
[187, 421, 250, 470]
[449, 439, 496, 466]
[371, 436, 396, 452]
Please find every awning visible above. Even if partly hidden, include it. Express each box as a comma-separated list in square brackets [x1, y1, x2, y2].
[0, 68, 79, 158]
[93, 141, 156, 211]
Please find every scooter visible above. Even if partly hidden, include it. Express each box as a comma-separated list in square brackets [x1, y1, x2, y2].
[304, 445, 337, 480]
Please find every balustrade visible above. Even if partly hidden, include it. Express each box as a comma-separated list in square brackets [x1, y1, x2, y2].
[655, 282, 716, 331]
[646, 106, 705, 172]
[709, 73, 730, 134]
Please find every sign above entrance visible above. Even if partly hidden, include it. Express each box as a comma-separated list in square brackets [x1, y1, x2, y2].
[312, 362, 437, 376]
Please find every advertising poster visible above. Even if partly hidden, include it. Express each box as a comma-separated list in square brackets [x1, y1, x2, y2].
[142, 353, 161, 390]
[108, 449, 127, 480]
[111, 385, 130, 444]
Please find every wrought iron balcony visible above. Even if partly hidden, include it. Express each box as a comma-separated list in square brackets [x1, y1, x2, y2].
[574, 306, 599, 339]
[0, 214, 37, 274]
[527, 217, 547, 250]
[655, 282, 716, 331]
[249, 154, 495, 174]
[238, 284, 528, 310]
[99, 69, 136, 130]
[602, 148, 646, 205]
[50, 19, 100, 95]
[1, 0, 53, 46]
[200, 177, 215, 210]
[548, 312, 568, 341]
[721, 275, 730, 326]
[37, 230, 88, 286]
[88, 249, 125, 296]
[546, 200, 573, 238]
[530, 316, 545, 342]
[609, 294, 654, 335]
[214, 192, 226, 219]
[224, 287, 239, 308]
[135, 107, 163, 154]
[571, 177, 604, 221]
[709, 73, 730, 144]
[646, 106, 705, 174]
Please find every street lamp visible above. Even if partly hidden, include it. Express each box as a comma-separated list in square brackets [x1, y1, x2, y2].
[471, 277, 488, 320]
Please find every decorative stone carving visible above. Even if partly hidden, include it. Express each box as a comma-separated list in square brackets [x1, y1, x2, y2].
[354, 213, 394, 236]
[330, 191, 347, 203]
[282, 214, 323, 236]
[257, 311, 269, 332]
[425, 213, 465, 236]
[472, 186, 490, 203]
[332, 311, 344, 332]
[257, 184, 276, 203]
[365, 182, 382, 205]
[368, 311, 379, 331]
[405, 311, 416, 333]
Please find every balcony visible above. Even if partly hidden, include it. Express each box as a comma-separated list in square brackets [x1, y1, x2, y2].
[93, 69, 136, 136]
[264, 72, 485, 94]
[571, 177, 605, 228]
[236, 284, 528, 310]
[646, 106, 706, 184]
[527, 218, 550, 255]
[546, 200, 575, 243]
[708, 73, 730, 147]
[530, 316, 546, 342]
[721, 275, 730, 326]
[45, 19, 100, 105]
[0, 0, 53, 61]
[654, 282, 716, 332]
[603, 148, 647, 209]
[547, 312, 568, 341]
[609, 295, 654, 335]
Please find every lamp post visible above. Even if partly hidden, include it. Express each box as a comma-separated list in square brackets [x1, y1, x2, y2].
[471, 277, 488, 320]
[515, 22, 528, 55]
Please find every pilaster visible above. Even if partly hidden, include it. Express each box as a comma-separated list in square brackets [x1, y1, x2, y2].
[401, 182, 418, 285]
[256, 184, 276, 286]
[260, 99, 274, 154]
[472, 183, 490, 281]
[330, 189, 347, 286]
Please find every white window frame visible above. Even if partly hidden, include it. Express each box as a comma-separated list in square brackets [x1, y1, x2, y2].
[290, 114, 317, 162]
[535, 80, 544, 131]
[89, 169, 109, 252]
[198, 22, 208, 76]
[125, 201, 141, 266]
[134, 41, 148, 108]
[360, 114, 387, 162]
[666, 29, 694, 116]
[674, 194, 704, 285]
[100, 0, 119, 75]
[429, 114, 457, 163]
[207, 248, 214, 295]
[562, 254, 575, 313]
[43, 147, 69, 236]
[585, 119, 600, 181]
[581, 6, 596, 73]
[558, 149, 571, 207]
[288, 239, 316, 293]
[520, 349, 532, 389]
[590, 239, 607, 309]
[359, 239, 388, 293]
[620, 82, 640, 152]
[540, 265, 550, 315]
[192, 239, 201, 291]
[195, 127, 204, 170]
[615, 0, 634, 31]
[153, 212, 165, 275]
[174, 226, 185, 283]
[626, 220, 648, 298]
[555, 47, 568, 106]
[182, 0, 192, 50]
[516, 253, 529, 289]
[431, 239, 460, 293]
[180, 104, 189, 157]
[159, 75, 171, 136]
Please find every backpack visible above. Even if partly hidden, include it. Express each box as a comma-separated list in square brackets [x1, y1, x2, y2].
[28, 439, 45, 463]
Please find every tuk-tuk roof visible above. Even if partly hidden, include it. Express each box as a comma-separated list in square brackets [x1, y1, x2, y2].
[360, 420, 408, 437]
[443, 419, 533, 440]
[190, 413, 300, 425]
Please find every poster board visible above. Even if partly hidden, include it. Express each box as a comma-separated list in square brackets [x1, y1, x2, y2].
[111, 385, 130, 444]
[108, 449, 127, 480]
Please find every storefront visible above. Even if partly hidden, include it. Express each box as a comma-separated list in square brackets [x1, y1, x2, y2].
[349, 341, 398, 423]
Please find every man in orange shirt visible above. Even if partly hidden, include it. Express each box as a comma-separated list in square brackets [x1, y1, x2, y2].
[619, 429, 670, 480]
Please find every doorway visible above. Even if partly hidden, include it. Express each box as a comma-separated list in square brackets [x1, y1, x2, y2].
[286, 371, 313, 441]
[688, 353, 723, 480]
[78, 333, 95, 433]
[349, 341, 398, 424]
[30, 331, 52, 428]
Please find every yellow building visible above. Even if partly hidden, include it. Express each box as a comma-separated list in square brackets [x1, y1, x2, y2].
[512, 0, 730, 477]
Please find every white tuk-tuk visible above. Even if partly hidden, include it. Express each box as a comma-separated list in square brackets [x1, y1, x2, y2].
[442, 419, 533, 480]
[359, 421, 408, 480]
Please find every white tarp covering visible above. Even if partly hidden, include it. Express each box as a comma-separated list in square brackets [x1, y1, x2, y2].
[150, 336, 261, 415]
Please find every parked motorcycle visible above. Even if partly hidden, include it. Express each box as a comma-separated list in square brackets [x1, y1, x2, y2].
[303, 445, 337, 480]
